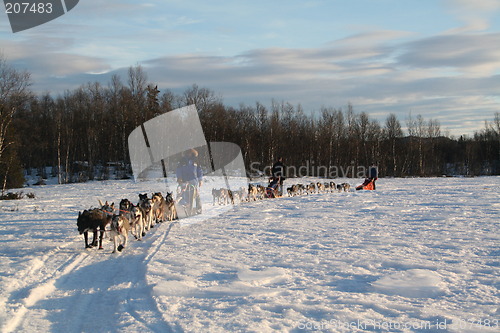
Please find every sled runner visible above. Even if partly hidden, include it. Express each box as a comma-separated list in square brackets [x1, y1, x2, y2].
[176, 183, 201, 217]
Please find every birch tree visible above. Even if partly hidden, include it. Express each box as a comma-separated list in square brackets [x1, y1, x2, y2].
[0, 55, 31, 191]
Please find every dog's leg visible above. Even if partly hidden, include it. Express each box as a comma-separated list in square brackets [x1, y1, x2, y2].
[98, 230, 104, 250]
[136, 220, 142, 240]
[172, 206, 176, 221]
[132, 223, 137, 239]
[135, 222, 140, 239]
[112, 234, 118, 253]
[118, 232, 128, 252]
[139, 217, 145, 238]
[84, 231, 92, 248]
[130, 221, 136, 239]
[91, 230, 98, 247]
[146, 210, 152, 229]
[167, 207, 172, 221]
[145, 214, 151, 231]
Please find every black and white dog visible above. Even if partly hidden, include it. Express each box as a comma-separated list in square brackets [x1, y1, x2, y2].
[164, 192, 177, 221]
[130, 204, 145, 240]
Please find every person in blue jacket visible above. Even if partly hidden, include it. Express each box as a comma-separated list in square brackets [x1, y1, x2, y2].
[176, 149, 203, 215]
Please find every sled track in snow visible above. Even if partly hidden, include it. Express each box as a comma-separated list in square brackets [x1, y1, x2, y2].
[2, 239, 88, 333]
[1, 221, 178, 333]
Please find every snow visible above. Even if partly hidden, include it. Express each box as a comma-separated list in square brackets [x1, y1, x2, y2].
[0, 176, 499, 332]
[372, 269, 447, 298]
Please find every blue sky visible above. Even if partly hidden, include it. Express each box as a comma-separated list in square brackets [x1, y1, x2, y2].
[1, 0, 500, 135]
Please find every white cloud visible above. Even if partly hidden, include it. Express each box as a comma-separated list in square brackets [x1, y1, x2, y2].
[445, 0, 500, 31]
[397, 33, 500, 76]
[124, 31, 500, 135]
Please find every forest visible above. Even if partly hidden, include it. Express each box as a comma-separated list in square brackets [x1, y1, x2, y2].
[1, 58, 499, 191]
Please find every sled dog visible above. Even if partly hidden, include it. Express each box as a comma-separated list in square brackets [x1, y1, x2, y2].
[77, 202, 114, 249]
[165, 192, 177, 221]
[139, 193, 154, 231]
[130, 204, 145, 240]
[110, 214, 130, 253]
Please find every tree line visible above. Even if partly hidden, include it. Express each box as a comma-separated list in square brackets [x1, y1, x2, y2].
[1, 58, 499, 191]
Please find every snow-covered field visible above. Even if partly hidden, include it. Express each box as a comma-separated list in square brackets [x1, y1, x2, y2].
[0, 177, 498, 332]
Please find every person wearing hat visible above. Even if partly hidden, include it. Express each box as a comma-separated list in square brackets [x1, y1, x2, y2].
[176, 149, 203, 215]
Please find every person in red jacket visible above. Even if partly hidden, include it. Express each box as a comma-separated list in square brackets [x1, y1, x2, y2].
[356, 177, 376, 190]
[356, 166, 378, 190]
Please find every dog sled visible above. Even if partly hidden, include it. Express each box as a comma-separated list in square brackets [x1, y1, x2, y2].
[176, 182, 202, 217]
[265, 177, 282, 198]
[355, 177, 376, 190]
[356, 166, 378, 191]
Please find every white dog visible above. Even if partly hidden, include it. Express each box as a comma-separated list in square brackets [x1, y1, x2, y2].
[110, 215, 130, 253]
[130, 205, 145, 240]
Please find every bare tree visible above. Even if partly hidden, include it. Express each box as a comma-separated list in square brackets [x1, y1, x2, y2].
[384, 113, 403, 176]
[0, 55, 31, 162]
[416, 115, 426, 175]
[0, 55, 31, 192]
[357, 112, 370, 165]
[493, 112, 500, 134]
[128, 65, 148, 123]
[128, 65, 147, 98]
[182, 84, 221, 113]
[427, 119, 441, 175]
[495, 112, 500, 170]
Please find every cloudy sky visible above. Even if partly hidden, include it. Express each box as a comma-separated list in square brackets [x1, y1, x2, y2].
[1, 0, 500, 135]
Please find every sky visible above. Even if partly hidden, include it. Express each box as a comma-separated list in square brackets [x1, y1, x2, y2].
[1, 0, 500, 136]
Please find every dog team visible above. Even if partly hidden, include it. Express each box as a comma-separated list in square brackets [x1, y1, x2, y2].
[211, 187, 247, 205]
[286, 181, 351, 197]
[78, 181, 351, 251]
[212, 181, 351, 204]
[76, 192, 176, 253]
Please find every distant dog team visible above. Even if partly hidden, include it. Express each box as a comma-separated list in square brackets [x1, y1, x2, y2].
[214, 180, 352, 205]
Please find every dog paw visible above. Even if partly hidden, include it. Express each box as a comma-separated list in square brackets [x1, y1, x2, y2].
[117, 245, 124, 252]
[98, 247, 104, 250]
[142, 232, 146, 237]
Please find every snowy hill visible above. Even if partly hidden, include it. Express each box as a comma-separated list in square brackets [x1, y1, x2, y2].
[0, 177, 499, 332]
